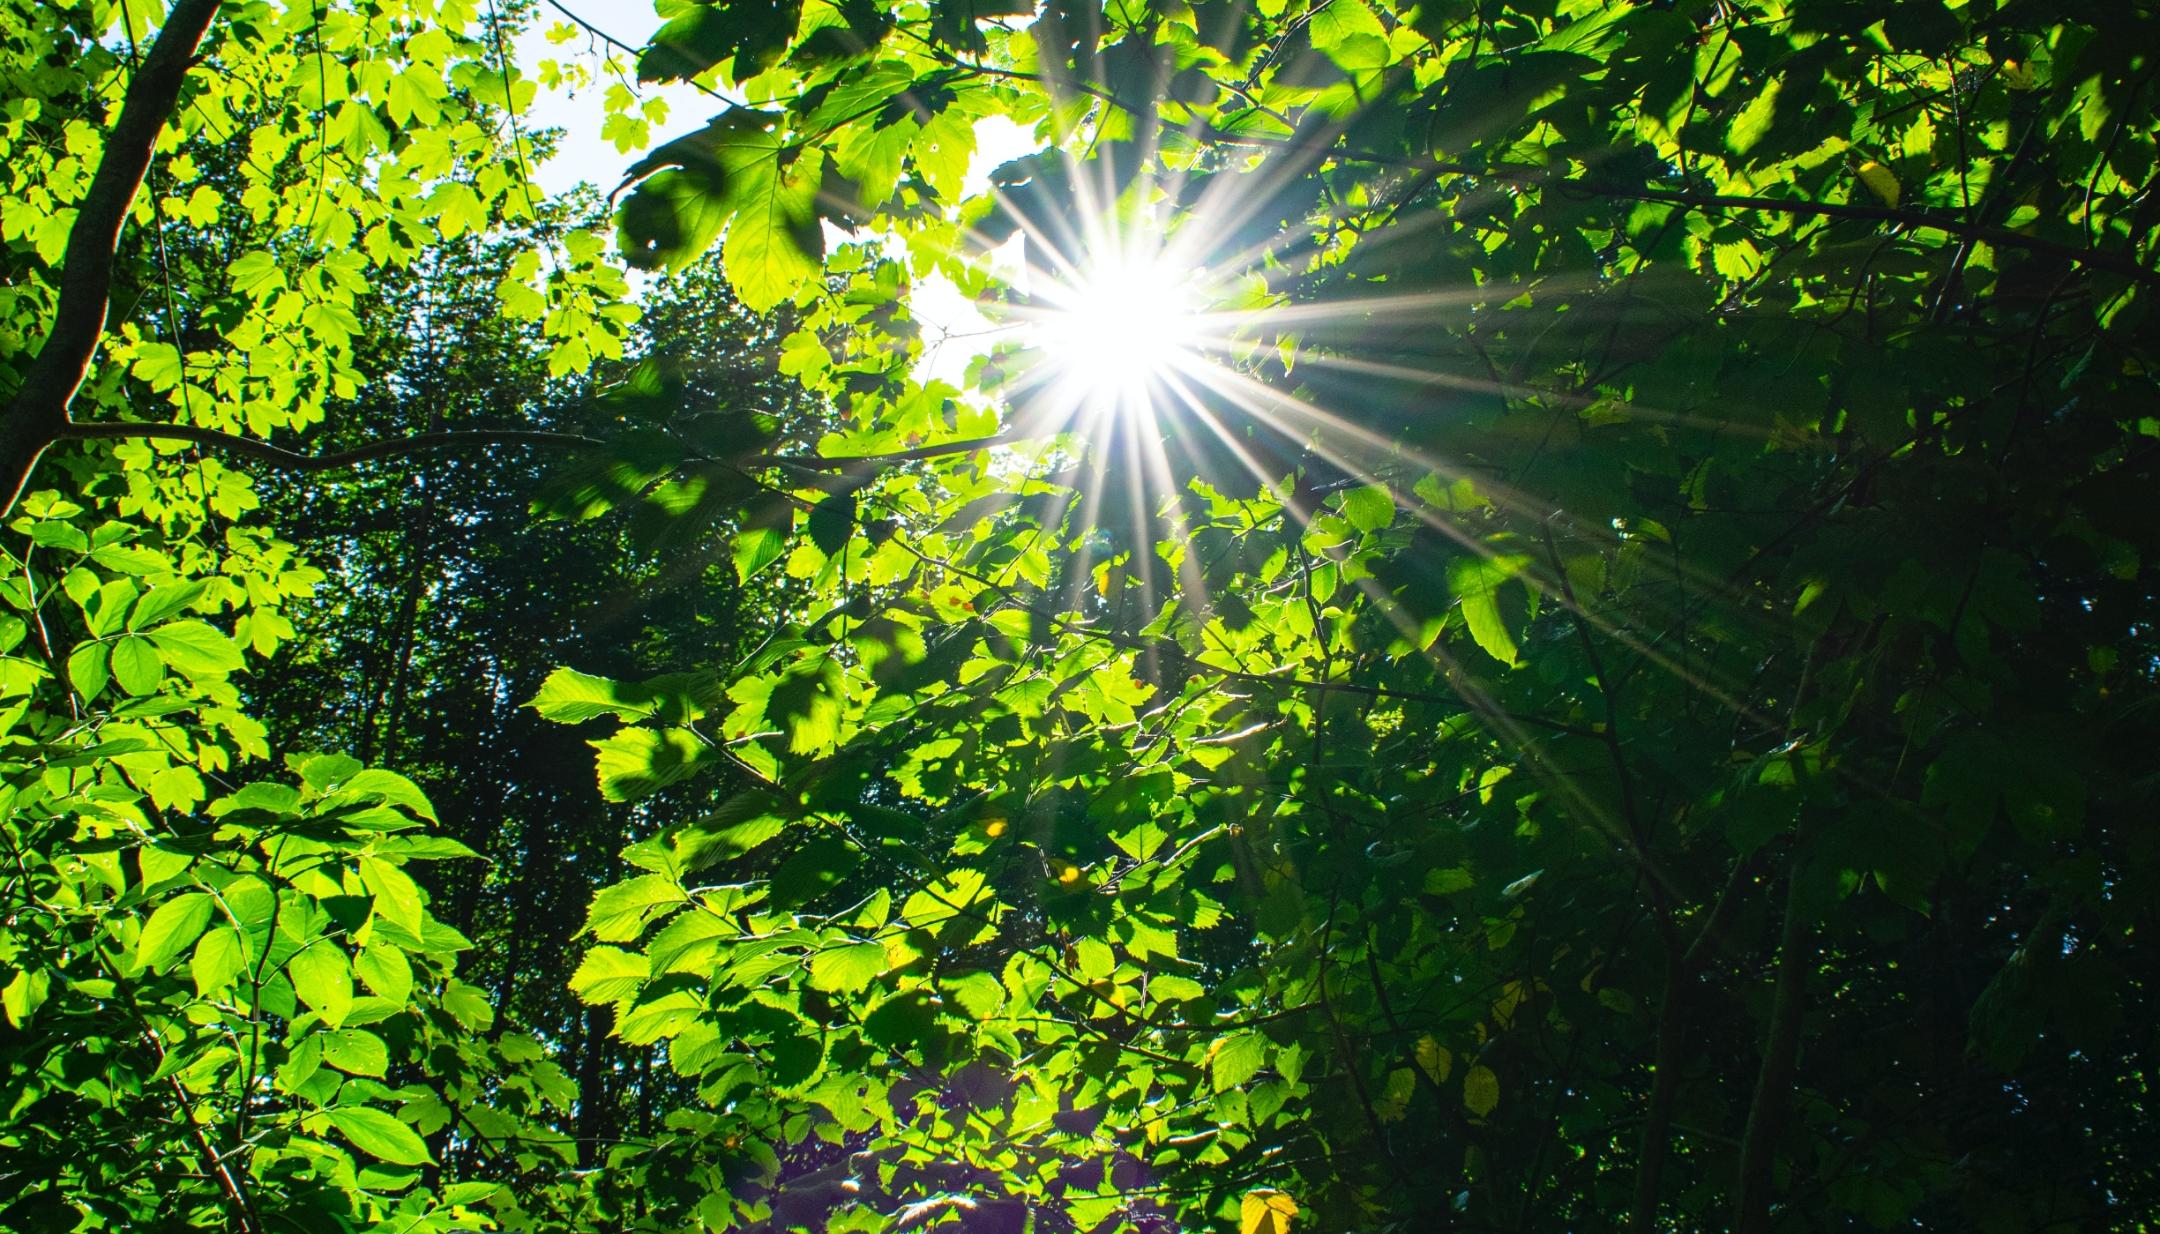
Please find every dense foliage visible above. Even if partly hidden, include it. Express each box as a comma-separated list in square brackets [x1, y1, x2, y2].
[2, 0, 2155, 1232]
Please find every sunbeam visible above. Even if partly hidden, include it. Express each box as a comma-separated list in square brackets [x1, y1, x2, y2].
[1031, 258, 1201, 406]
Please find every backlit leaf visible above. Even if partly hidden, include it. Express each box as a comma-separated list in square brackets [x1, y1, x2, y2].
[1464, 1064, 1500, 1117]
[325, 1107, 431, 1165]
[136, 893, 214, 973]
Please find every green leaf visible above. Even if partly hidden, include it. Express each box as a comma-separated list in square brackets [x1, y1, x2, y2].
[1423, 866, 1474, 895]
[228, 249, 284, 297]
[191, 927, 247, 996]
[768, 1027, 824, 1087]
[617, 109, 790, 274]
[146, 620, 243, 678]
[724, 147, 825, 311]
[767, 659, 843, 755]
[287, 942, 354, 1025]
[862, 991, 936, 1053]
[66, 641, 108, 700]
[1447, 553, 1528, 667]
[1713, 237, 1764, 281]
[625, 806, 786, 877]
[110, 636, 164, 695]
[127, 580, 205, 632]
[1152, 974, 1207, 1002]
[944, 969, 1004, 1018]
[354, 946, 413, 1005]
[325, 1107, 432, 1165]
[88, 544, 168, 575]
[1309, 0, 1386, 48]
[638, 0, 803, 84]
[618, 167, 734, 273]
[592, 726, 710, 803]
[130, 343, 184, 391]
[570, 946, 651, 1004]
[617, 988, 704, 1045]
[225, 782, 302, 816]
[586, 874, 687, 942]
[733, 526, 788, 584]
[1463, 1064, 1501, 1117]
[530, 667, 656, 723]
[1726, 80, 1782, 154]
[135, 892, 214, 973]
[321, 1029, 390, 1077]
[28, 520, 88, 552]
[148, 764, 205, 813]
[82, 578, 138, 635]
[770, 835, 862, 907]
[1416, 1035, 1452, 1083]
[296, 754, 364, 791]
[807, 492, 855, 557]
[809, 940, 886, 994]
[336, 769, 439, 821]
[358, 855, 425, 934]
[2, 968, 51, 1028]
[279, 1035, 325, 1095]
[440, 978, 495, 1032]
[1211, 1031, 1268, 1092]
[1340, 484, 1395, 533]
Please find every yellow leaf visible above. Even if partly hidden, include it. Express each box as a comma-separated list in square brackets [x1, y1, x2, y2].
[1241, 1190, 1299, 1234]
[1464, 1064, 1501, 1117]
[1857, 160, 1900, 207]
[1416, 1035, 1453, 1083]
[1375, 1066, 1416, 1122]
[1491, 979, 1529, 1029]
[2000, 59, 2039, 91]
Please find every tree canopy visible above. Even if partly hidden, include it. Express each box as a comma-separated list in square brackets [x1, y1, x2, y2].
[2, 0, 2155, 1232]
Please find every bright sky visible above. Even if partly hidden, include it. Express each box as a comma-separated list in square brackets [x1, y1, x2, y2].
[512, 2, 692, 199]
[510, 2, 1038, 384]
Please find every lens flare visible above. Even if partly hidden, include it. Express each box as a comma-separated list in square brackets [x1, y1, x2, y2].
[1031, 258, 1200, 408]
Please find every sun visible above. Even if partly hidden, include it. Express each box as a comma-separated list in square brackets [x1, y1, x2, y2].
[1025, 255, 1203, 416]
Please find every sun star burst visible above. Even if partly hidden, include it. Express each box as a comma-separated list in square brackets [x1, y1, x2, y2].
[1031, 257, 1202, 410]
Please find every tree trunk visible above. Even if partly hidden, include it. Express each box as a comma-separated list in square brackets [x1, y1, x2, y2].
[576, 1002, 615, 1170]
[1628, 950, 1691, 1232]
[1734, 871, 1811, 1233]
[0, 0, 223, 513]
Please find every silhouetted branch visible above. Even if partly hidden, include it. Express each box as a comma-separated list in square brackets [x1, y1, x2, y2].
[58, 421, 605, 470]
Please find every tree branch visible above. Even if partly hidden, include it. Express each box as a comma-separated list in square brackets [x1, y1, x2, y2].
[1206, 130, 2160, 288]
[542, 0, 727, 101]
[0, 0, 224, 515]
[1628, 951, 1690, 1233]
[1734, 867, 1812, 1234]
[56, 420, 606, 472]
[748, 431, 1023, 472]
[54, 421, 1040, 480]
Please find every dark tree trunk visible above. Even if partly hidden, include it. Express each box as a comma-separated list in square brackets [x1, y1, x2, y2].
[0, 0, 224, 512]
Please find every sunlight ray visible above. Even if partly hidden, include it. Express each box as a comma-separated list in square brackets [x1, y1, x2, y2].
[1280, 348, 1798, 441]
[1153, 369, 1689, 903]
[1162, 362, 1779, 725]
[969, 136, 1788, 744]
